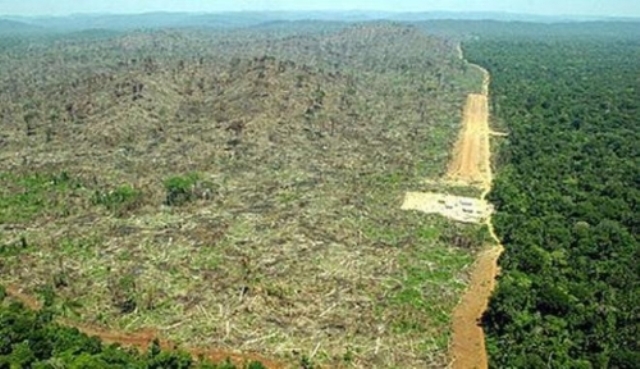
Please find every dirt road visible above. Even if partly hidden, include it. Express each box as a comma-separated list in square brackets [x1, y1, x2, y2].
[446, 60, 492, 189]
[445, 93, 491, 187]
[450, 244, 501, 369]
[448, 49, 504, 369]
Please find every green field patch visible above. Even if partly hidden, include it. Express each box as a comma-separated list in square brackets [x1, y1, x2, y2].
[92, 185, 144, 215]
[0, 171, 83, 223]
[391, 242, 473, 331]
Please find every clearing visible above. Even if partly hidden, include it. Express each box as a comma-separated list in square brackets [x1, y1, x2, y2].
[401, 47, 504, 369]
[401, 192, 492, 224]
[0, 25, 483, 368]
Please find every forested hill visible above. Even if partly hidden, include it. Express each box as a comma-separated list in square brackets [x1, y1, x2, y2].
[0, 19, 42, 34]
[2, 12, 639, 35]
[464, 35, 639, 367]
[417, 20, 640, 40]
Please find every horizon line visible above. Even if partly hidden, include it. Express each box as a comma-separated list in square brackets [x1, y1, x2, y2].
[2, 9, 639, 20]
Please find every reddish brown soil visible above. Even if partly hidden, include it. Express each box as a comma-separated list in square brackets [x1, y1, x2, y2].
[4, 285, 285, 369]
[450, 244, 502, 369]
[5, 285, 41, 310]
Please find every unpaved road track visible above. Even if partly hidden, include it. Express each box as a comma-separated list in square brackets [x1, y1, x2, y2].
[450, 245, 501, 369]
[446, 92, 491, 187]
[448, 48, 504, 369]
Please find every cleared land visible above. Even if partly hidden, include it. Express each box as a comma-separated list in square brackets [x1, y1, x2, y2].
[400, 48, 503, 369]
[401, 192, 492, 224]
[0, 25, 482, 368]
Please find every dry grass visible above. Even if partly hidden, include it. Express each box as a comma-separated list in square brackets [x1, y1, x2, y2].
[0, 24, 485, 368]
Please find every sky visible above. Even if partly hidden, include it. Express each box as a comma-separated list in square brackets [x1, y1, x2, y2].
[0, 0, 638, 17]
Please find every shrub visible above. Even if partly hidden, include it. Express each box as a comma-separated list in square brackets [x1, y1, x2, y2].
[92, 185, 144, 215]
[164, 173, 199, 206]
[0, 171, 81, 223]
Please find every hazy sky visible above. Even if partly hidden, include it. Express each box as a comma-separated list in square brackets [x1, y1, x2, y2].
[0, 0, 638, 17]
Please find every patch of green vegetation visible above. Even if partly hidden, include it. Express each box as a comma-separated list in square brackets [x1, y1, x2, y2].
[0, 288, 266, 368]
[92, 185, 144, 215]
[59, 236, 103, 259]
[390, 236, 473, 333]
[416, 226, 440, 241]
[164, 173, 200, 206]
[276, 190, 300, 205]
[0, 171, 82, 223]
[0, 235, 30, 257]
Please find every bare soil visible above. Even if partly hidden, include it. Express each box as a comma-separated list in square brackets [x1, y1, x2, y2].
[445, 93, 491, 188]
[401, 192, 492, 224]
[449, 244, 502, 369]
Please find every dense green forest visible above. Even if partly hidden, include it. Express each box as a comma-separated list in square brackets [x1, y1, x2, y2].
[465, 36, 639, 367]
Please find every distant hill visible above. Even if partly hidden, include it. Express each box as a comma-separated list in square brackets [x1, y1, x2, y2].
[415, 19, 640, 40]
[3, 11, 639, 33]
[3, 12, 283, 32]
[0, 19, 42, 34]
[386, 11, 638, 23]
